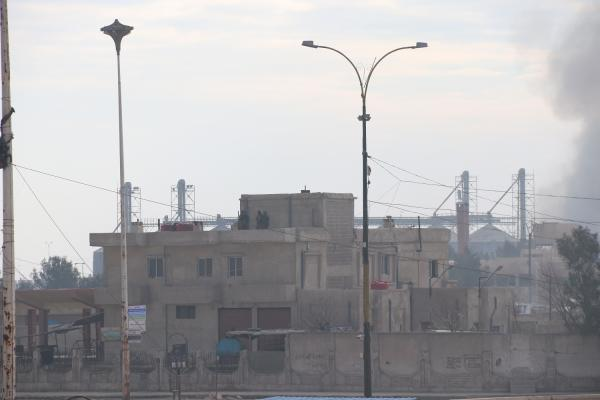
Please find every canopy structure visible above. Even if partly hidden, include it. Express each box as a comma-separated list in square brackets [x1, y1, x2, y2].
[225, 328, 305, 338]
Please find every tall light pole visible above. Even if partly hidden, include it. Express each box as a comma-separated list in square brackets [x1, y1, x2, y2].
[101, 19, 133, 400]
[302, 40, 427, 397]
[478, 265, 503, 298]
[1, 0, 16, 398]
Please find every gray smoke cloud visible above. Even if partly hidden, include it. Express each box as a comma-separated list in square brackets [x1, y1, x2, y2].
[549, 3, 600, 224]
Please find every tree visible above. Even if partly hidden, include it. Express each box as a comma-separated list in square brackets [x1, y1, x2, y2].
[448, 246, 482, 287]
[31, 256, 81, 289]
[78, 274, 102, 288]
[16, 279, 35, 290]
[556, 226, 600, 334]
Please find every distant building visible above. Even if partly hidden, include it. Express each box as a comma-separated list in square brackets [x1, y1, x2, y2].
[469, 223, 518, 258]
[92, 247, 104, 276]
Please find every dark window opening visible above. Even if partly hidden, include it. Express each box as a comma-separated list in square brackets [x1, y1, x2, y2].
[175, 305, 196, 319]
[147, 256, 164, 278]
[197, 258, 213, 277]
[228, 256, 243, 277]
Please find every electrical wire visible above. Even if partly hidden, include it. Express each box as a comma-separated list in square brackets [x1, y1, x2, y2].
[13, 163, 215, 219]
[12, 162, 570, 290]
[369, 156, 600, 228]
[15, 166, 94, 276]
[369, 155, 600, 202]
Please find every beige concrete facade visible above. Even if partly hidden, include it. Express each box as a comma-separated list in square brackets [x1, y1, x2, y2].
[355, 226, 452, 289]
[91, 227, 330, 353]
[89, 191, 452, 353]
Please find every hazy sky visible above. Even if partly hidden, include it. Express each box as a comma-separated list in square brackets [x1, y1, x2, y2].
[6, 0, 588, 277]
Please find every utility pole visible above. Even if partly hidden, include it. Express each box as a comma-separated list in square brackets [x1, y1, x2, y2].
[1, 0, 16, 399]
[528, 231, 532, 304]
[548, 272, 552, 321]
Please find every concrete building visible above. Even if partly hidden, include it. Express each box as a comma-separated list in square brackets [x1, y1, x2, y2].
[358, 224, 452, 289]
[90, 191, 451, 354]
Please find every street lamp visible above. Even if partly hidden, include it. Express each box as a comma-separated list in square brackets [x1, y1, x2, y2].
[302, 39, 427, 397]
[429, 260, 454, 297]
[101, 18, 133, 400]
[479, 265, 503, 298]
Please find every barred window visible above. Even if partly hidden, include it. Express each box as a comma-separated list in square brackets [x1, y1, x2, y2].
[197, 258, 213, 277]
[228, 256, 243, 277]
[147, 256, 164, 278]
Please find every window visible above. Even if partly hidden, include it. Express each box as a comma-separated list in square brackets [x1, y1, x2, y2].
[147, 256, 164, 278]
[429, 260, 439, 278]
[228, 256, 243, 278]
[175, 305, 196, 319]
[197, 258, 213, 277]
[378, 254, 392, 276]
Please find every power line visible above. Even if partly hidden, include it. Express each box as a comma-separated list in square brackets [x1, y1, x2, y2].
[14, 166, 169, 351]
[369, 155, 447, 186]
[369, 155, 600, 202]
[15, 166, 93, 276]
[13, 163, 215, 218]
[369, 156, 600, 228]
[12, 162, 570, 290]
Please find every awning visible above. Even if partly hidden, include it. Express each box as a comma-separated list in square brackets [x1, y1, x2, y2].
[72, 312, 104, 326]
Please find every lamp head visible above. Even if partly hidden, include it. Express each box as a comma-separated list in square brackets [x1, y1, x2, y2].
[101, 19, 134, 55]
[302, 40, 318, 48]
[415, 42, 428, 48]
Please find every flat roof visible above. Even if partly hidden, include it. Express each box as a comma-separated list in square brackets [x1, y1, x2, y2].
[240, 192, 355, 200]
[90, 227, 330, 247]
[16, 288, 95, 308]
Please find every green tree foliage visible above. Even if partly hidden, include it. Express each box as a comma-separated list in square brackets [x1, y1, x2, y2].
[78, 274, 102, 288]
[16, 279, 35, 290]
[556, 226, 600, 334]
[31, 256, 81, 289]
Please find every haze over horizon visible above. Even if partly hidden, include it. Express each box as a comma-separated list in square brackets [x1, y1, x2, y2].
[4, 0, 595, 277]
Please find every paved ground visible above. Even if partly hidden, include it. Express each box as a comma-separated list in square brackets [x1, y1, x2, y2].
[12, 391, 600, 400]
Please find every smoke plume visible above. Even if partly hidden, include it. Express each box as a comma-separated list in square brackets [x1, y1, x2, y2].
[549, 3, 600, 224]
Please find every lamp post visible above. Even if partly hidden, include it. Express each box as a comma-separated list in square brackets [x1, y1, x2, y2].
[478, 265, 503, 298]
[101, 19, 133, 400]
[302, 40, 427, 397]
[429, 260, 454, 297]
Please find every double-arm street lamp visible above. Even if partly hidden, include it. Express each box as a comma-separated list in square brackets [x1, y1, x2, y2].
[302, 39, 427, 397]
[101, 18, 133, 400]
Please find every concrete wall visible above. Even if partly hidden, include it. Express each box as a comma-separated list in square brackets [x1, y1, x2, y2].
[13, 332, 600, 394]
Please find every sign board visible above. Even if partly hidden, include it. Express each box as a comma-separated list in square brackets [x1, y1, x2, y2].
[128, 305, 147, 335]
[100, 306, 146, 343]
[101, 327, 120, 342]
